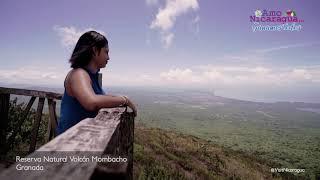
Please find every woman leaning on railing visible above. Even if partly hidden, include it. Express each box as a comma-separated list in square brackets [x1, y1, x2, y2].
[56, 31, 137, 135]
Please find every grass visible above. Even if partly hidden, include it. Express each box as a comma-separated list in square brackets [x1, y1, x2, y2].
[136, 102, 320, 179]
[133, 122, 286, 180]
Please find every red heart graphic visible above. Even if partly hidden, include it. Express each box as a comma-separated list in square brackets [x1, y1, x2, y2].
[286, 10, 292, 16]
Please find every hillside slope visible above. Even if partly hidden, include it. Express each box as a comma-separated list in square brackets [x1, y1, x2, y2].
[133, 123, 297, 180]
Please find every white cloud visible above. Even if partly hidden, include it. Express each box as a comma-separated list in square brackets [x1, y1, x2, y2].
[191, 15, 200, 35]
[192, 15, 200, 24]
[1, 64, 319, 98]
[150, 0, 199, 31]
[149, 0, 199, 48]
[251, 67, 271, 74]
[255, 42, 320, 53]
[158, 65, 320, 88]
[146, 0, 158, 6]
[160, 68, 191, 81]
[53, 26, 106, 48]
[0, 66, 68, 86]
[290, 69, 312, 80]
[102, 71, 163, 87]
[139, 74, 154, 81]
[0, 65, 161, 88]
[53, 26, 81, 48]
[209, 42, 320, 66]
[161, 32, 174, 48]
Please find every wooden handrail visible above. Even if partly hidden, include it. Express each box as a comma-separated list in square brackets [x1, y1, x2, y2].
[0, 87, 63, 100]
[0, 73, 102, 153]
[0, 87, 62, 153]
[0, 107, 134, 179]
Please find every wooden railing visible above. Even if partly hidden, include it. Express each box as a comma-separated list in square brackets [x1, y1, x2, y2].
[0, 82, 135, 179]
[0, 107, 135, 180]
[0, 86, 62, 153]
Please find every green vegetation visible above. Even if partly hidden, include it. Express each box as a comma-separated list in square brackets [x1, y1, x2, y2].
[3, 88, 320, 179]
[1, 97, 50, 164]
[133, 122, 284, 180]
[130, 90, 320, 180]
[135, 103, 320, 179]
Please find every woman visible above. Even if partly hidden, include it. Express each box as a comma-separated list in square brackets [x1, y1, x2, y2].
[56, 31, 137, 135]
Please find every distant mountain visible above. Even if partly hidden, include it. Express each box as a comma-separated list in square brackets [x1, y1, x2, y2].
[3, 84, 320, 113]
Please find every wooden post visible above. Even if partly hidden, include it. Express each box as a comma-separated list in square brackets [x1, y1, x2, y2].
[119, 110, 134, 179]
[29, 97, 45, 153]
[0, 93, 10, 154]
[92, 108, 135, 179]
[6, 96, 36, 151]
[46, 98, 58, 142]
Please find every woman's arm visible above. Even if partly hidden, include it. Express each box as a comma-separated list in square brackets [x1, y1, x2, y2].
[69, 69, 137, 116]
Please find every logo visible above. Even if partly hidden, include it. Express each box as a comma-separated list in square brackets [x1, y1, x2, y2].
[255, 10, 262, 17]
[286, 10, 296, 17]
[250, 9, 303, 32]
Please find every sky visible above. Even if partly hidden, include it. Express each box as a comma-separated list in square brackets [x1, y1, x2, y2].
[0, 0, 320, 103]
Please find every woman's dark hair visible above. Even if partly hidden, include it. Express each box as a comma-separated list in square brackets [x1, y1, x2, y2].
[69, 31, 108, 68]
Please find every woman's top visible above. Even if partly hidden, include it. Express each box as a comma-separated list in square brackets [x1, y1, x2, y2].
[56, 67, 106, 135]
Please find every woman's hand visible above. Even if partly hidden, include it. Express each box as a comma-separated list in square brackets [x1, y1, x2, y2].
[123, 96, 137, 117]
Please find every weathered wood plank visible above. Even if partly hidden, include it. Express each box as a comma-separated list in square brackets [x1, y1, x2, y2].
[119, 110, 134, 179]
[45, 117, 52, 143]
[6, 96, 36, 151]
[0, 93, 10, 154]
[46, 99, 58, 142]
[0, 87, 62, 100]
[0, 107, 134, 180]
[39, 108, 126, 151]
[98, 108, 134, 179]
[29, 97, 45, 153]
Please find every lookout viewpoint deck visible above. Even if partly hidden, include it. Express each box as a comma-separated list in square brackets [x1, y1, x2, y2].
[0, 76, 135, 180]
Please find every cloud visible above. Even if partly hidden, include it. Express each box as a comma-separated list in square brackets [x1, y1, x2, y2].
[53, 26, 106, 48]
[161, 68, 193, 82]
[158, 65, 320, 88]
[255, 42, 320, 53]
[146, 0, 158, 6]
[191, 15, 200, 35]
[290, 68, 312, 80]
[102, 71, 163, 87]
[150, 0, 199, 31]
[192, 15, 200, 24]
[101, 64, 320, 102]
[0, 65, 162, 88]
[0, 66, 68, 86]
[161, 32, 174, 48]
[2, 64, 319, 100]
[149, 0, 199, 48]
[216, 42, 320, 66]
